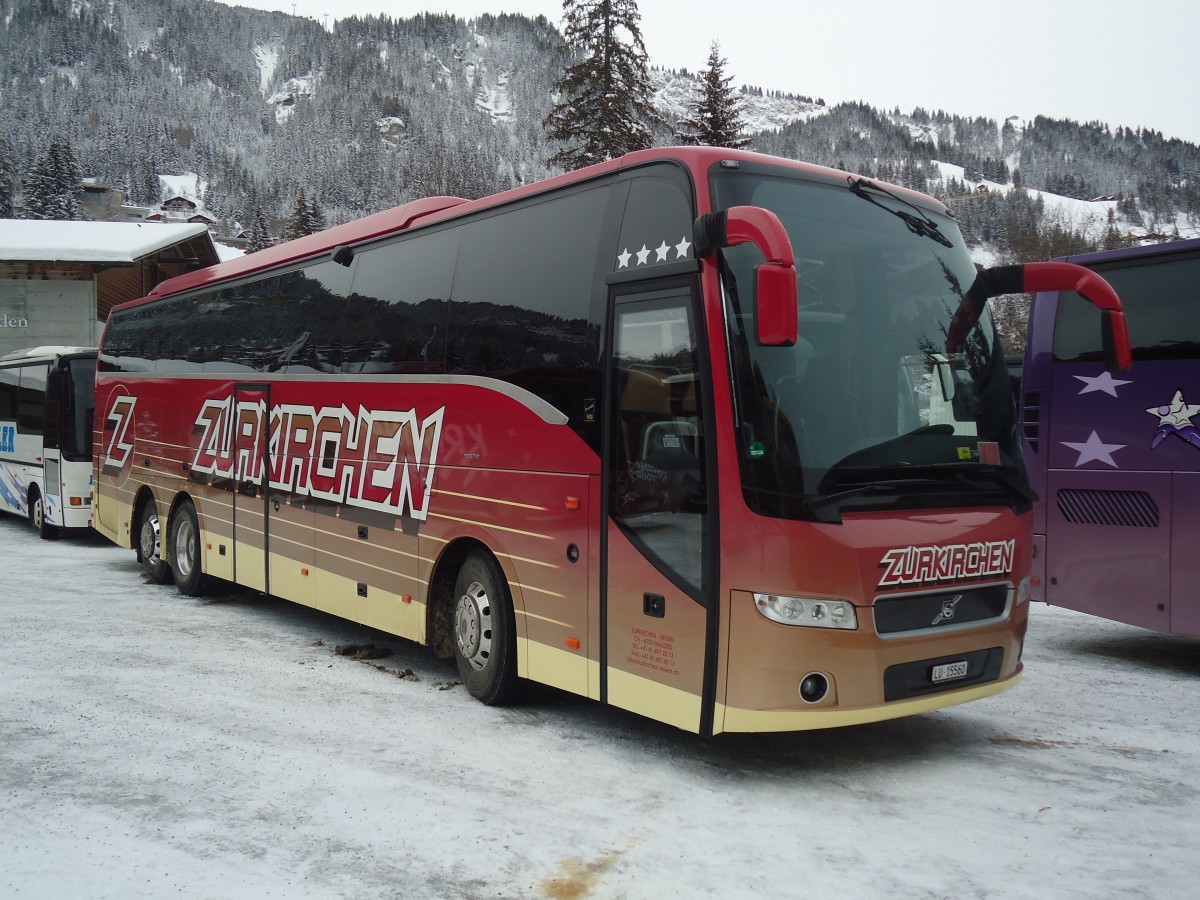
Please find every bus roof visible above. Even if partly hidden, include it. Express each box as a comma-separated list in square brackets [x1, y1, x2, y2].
[121, 147, 947, 313]
[0, 346, 98, 364]
[1054, 236, 1200, 266]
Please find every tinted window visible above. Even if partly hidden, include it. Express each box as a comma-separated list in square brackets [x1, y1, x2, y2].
[17, 364, 47, 433]
[0, 366, 17, 419]
[270, 261, 354, 374]
[343, 228, 460, 374]
[1054, 252, 1200, 361]
[613, 171, 695, 276]
[447, 186, 608, 424]
[611, 291, 708, 593]
[62, 357, 96, 459]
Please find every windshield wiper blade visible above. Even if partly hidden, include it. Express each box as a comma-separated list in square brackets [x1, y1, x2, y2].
[847, 176, 955, 248]
[953, 465, 1039, 507]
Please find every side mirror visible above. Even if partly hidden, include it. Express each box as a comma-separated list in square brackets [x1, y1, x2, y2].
[694, 206, 798, 347]
[947, 262, 1132, 372]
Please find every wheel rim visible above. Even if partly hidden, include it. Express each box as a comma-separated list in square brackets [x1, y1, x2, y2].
[32, 497, 44, 530]
[174, 515, 196, 580]
[140, 508, 161, 565]
[454, 580, 493, 672]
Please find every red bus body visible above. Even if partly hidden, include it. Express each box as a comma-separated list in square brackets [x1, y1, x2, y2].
[93, 148, 1125, 734]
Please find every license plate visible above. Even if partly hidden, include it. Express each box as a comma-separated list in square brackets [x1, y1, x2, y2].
[931, 660, 969, 683]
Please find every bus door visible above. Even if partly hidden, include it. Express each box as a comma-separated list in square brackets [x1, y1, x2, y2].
[231, 383, 271, 594]
[603, 283, 716, 734]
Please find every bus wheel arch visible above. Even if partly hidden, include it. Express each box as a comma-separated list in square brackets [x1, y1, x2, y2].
[427, 539, 520, 705]
[133, 488, 173, 585]
[167, 493, 209, 596]
[27, 484, 58, 540]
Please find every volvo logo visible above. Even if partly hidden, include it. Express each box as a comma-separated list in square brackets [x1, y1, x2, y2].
[931, 594, 964, 625]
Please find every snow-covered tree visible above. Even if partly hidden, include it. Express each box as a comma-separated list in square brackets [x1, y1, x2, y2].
[0, 138, 15, 218]
[22, 135, 84, 221]
[246, 205, 274, 253]
[674, 41, 750, 149]
[282, 190, 321, 241]
[543, 0, 661, 170]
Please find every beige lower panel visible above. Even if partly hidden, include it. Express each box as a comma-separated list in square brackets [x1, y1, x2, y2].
[286, 555, 425, 643]
[607, 667, 703, 733]
[518, 637, 596, 699]
[716, 673, 1020, 734]
[198, 527, 235, 582]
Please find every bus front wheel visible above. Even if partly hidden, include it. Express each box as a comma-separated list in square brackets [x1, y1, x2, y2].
[169, 498, 209, 596]
[452, 551, 518, 705]
[29, 488, 58, 541]
[136, 499, 173, 585]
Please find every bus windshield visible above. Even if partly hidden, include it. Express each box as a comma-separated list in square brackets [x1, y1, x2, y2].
[714, 171, 1023, 521]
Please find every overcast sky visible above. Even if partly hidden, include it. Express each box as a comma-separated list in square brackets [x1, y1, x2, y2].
[218, 0, 1200, 145]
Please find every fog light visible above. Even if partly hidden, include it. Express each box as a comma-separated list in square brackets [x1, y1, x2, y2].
[799, 672, 829, 703]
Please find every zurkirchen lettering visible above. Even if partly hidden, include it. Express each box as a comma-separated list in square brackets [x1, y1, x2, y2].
[189, 393, 445, 521]
[878, 540, 1015, 588]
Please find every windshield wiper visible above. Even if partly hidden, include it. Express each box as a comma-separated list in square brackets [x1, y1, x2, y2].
[847, 176, 955, 248]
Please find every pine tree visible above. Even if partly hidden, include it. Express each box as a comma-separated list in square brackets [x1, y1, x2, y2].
[246, 205, 274, 253]
[675, 41, 750, 149]
[305, 194, 326, 233]
[22, 135, 84, 220]
[543, 0, 661, 170]
[282, 190, 316, 241]
[0, 138, 15, 218]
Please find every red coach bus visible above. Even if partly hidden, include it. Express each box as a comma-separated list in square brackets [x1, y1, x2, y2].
[94, 147, 1129, 734]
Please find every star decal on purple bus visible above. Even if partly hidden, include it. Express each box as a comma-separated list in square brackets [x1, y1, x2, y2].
[1061, 430, 1126, 468]
[1146, 389, 1200, 450]
[1073, 371, 1133, 397]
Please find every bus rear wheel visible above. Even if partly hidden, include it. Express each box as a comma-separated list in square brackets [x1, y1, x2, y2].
[169, 498, 209, 596]
[452, 551, 518, 705]
[29, 488, 58, 540]
[136, 498, 173, 585]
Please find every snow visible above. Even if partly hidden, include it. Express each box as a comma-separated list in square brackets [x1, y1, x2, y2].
[0, 220, 210, 263]
[2, 515, 1197, 898]
[254, 43, 280, 96]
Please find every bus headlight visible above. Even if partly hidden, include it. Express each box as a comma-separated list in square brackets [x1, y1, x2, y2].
[754, 593, 857, 629]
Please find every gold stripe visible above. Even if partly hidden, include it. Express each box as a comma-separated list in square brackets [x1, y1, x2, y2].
[432, 488, 547, 511]
[715, 674, 1020, 734]
[515, 582, 567, 600]
[428, 510, 552, 541]
[496, 551, 559, 571]
[516, 609, 574, 628]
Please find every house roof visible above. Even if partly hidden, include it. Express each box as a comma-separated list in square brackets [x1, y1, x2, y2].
[0, 220, 214, 264]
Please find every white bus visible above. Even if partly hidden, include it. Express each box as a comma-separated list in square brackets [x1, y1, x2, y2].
[0, 347, 97, 538]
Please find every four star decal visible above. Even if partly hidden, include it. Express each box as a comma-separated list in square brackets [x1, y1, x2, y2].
[617, 235, 693, 269]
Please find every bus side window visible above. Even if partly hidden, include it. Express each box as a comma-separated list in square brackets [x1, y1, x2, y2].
[0, 367, 17, 419]
[447, 186, 608, 427]
[343, 228, 459, 375]
[17, 365, 47, 433]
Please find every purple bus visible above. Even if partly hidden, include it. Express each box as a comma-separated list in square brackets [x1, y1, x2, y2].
[1022, 237, 1200, 636]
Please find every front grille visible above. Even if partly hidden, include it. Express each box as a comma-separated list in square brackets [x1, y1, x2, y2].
[1056, 488, 1159, 527]
[874, 583, 1010, 636]
[884, 647, 1004, 701]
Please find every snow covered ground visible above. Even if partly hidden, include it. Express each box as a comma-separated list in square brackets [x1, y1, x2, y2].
[1, 514, 1197, 899]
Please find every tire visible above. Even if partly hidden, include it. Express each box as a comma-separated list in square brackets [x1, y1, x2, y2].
[29, 488, 59, 540]
[136, 498, 173, 584]
[452, 551, 519, 705]
[168, 498, 209, 596]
